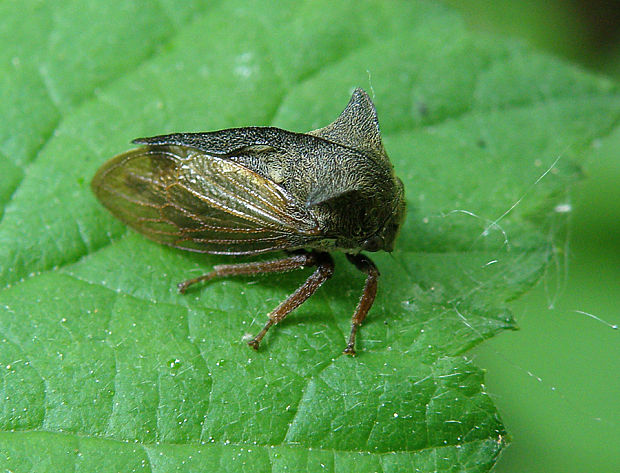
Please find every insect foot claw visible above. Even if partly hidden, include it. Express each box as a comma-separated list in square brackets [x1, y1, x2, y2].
[343, 345, 357, 356]
[247, 339, 261, 351]
[177, 282, 188, 294]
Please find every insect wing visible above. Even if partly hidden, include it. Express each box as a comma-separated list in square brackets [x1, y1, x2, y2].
[92, 145, 320, 254]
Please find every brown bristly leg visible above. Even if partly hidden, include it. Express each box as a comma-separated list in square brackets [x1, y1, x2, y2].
[343, 253, 380, 356]
[177, 251, 318, 294]
[248, 251, 334, 350]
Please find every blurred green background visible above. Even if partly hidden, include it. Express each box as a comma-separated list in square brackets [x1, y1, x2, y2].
[443, 1, 620, 471]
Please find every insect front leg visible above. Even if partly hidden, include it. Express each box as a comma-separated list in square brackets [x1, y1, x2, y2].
[177, 251, 319, 294]
[248, 251, 334, 351]
[344, 253, 380, 356]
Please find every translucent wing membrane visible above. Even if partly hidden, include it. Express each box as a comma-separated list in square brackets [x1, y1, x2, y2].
[92, 145, 320, 254]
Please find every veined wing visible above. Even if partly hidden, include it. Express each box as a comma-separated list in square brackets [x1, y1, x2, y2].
[91, 145, 320, 254]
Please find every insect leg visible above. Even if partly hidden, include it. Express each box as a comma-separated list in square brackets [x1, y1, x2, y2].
[344, 253, 380, 356]
[248, 251, 334, 350]
[177, 251, 319, 294]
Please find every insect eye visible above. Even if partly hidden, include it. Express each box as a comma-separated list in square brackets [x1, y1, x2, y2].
[362, 235, 383, 252]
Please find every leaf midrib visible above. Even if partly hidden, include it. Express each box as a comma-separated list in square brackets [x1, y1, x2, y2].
[1, 424, 498, 456]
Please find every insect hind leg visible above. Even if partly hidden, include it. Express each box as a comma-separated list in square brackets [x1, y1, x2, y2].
[177, 250, 319, 294]
[247, 251, 334, 350]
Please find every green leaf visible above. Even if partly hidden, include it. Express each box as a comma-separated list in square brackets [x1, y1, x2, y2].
[0, 1, 618, 471]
